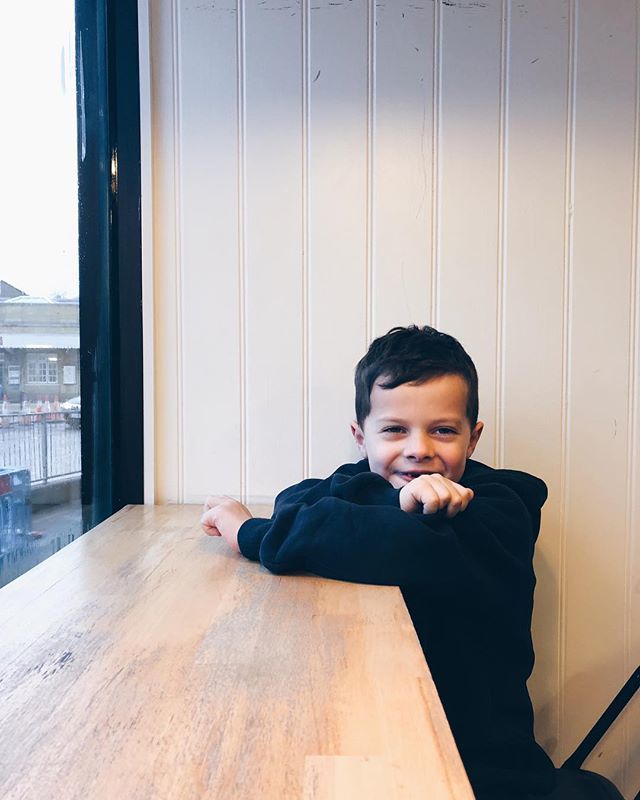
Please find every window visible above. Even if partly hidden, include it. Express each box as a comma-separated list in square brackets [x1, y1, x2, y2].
[0, 0, 142, 589]
[26, 354, 59, 385]
[7, 366, 20, 386]
[0, 0, 80, 589]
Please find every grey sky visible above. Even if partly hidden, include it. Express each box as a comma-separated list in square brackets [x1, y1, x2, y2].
[1, 1, 78, 299]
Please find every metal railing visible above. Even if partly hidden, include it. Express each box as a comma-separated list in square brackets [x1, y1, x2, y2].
[0, 412, 81, 484]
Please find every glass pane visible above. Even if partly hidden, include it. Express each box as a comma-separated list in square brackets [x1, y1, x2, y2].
[0, 1, 81, 588]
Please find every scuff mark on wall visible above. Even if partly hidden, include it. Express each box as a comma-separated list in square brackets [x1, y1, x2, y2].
[259, 3, 295, 9]
[442, 0, 488, 8]
[187, 3, 237, 13]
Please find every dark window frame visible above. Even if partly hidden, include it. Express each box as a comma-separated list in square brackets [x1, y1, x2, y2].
[76, 0, 143, 529]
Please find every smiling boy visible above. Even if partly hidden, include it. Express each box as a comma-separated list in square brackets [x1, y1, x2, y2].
[354, 373, 481, 514]
[201, 325, 558, 799]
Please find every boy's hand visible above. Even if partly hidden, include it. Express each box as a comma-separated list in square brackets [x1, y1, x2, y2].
[201, 496, 253, 552]
[399, 474, 473, 518]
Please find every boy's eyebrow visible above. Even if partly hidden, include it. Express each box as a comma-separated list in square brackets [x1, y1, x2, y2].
[375, 416, 464, 425]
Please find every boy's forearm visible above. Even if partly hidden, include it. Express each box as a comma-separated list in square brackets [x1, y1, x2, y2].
[224, 465, 539, 608]
[238, 491, 531, 607]
[274, 468, 400, 512]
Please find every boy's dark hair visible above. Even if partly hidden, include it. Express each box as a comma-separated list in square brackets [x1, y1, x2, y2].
[354, 325, 479, 427]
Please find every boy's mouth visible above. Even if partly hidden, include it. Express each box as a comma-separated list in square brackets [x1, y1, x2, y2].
[395, 470, 433, 481]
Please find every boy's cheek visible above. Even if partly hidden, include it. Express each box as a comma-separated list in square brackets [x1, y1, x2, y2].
[445, 457, 468, 483]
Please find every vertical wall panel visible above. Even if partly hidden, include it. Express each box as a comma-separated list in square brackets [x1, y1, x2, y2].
[244, 3, 304, 500]
[502, 1, 569, 761]
[626, 20, 640, 781]
[308, 0, 369, 474]
[438, 0, 503, 466]
[151, 0, 181, 503]
[178, 0, 242, 502]
[626, 265, 640, 791]
[564, 0, 637, 781]
[627, 220, 640, 796]
[139, 0, 155, 505]
[372, 2, 434, 337]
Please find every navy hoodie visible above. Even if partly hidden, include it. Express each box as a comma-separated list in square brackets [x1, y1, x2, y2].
[238, 458, 557, 799]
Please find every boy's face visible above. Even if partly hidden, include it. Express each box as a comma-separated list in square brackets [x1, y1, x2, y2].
[351, 374, 483, 487]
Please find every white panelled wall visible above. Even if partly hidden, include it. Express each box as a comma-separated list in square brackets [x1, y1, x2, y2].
[143, 0, 640, 790]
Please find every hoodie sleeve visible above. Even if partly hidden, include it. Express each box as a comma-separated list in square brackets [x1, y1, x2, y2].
[238, 461, 547, 607]
[271, 460, 401, 510]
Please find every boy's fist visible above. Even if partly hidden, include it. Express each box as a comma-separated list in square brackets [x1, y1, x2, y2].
[399, 474, 473, 518]
[201, 496, 253, 552]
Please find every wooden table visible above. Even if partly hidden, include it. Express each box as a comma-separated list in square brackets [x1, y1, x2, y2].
[0, 505, 474, 799]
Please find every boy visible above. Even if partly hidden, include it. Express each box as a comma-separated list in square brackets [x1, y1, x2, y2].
[201, 325, 557, 799]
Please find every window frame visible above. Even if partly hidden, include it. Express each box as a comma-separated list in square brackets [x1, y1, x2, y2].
[76, 0, 143, 529]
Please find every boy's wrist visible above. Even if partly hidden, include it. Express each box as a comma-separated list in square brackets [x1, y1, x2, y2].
[237, 517, 271, 560]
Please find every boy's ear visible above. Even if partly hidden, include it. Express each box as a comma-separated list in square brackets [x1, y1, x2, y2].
[466, 421, 484, 458]
[350, 421, 367, 455]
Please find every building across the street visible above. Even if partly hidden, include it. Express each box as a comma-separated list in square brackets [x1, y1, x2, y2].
[0, 290, 80, 407]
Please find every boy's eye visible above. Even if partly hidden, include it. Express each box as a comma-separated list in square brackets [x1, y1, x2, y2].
[434, 427, 457, 436]
[381, 426, 405, 434]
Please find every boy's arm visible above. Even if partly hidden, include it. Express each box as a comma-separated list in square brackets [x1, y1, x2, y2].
[238, 478, 537, 607]
[201, 466, 404, 551]
[277, 470, 474, 518]
[272, 462, 399, 510]
[200, 463, 399, 551]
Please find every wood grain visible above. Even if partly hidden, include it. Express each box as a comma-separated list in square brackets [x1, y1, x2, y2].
[0, 504, 474, 799]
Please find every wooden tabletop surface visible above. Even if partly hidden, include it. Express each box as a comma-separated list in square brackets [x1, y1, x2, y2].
[0, 504, 474, 799]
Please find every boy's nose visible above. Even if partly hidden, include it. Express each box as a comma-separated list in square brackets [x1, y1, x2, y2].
[405, 432, 434, 460]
